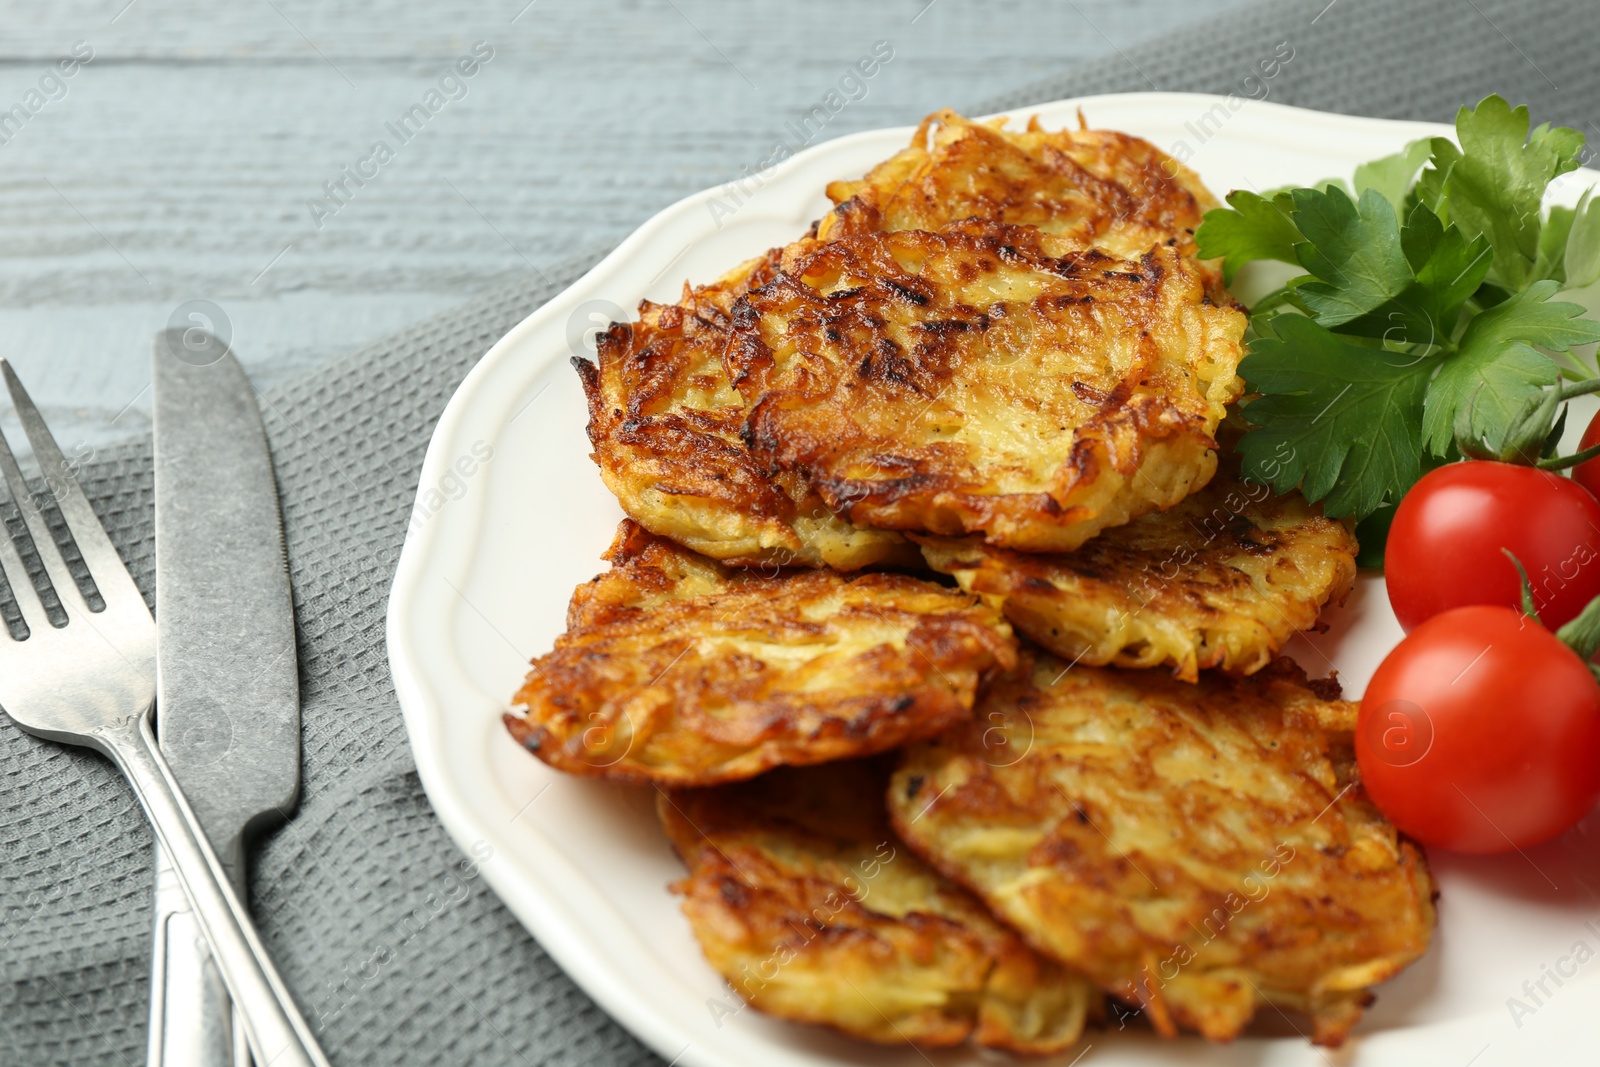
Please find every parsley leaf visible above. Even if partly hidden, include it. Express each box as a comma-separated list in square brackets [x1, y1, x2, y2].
[1422, 281, 1600, 454]
[1352, 138, 1433, 209]
[1401, 203, 1494, 322]
[1237, 315, 1434, 519]
[1291, 187, 1413, 327]
[1199, 96, 1600, 537]
[1195, 190, 1300, 285]
[1426, 95, 1584, 288]
[1537, 202, 1576, 283]
[1338, 202, 1492, 345]
[1566, 189, 1600, 289]
[1467, 278, 1600, 350]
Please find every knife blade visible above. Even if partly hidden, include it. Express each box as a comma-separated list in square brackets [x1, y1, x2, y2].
[146, 330, 301, 1067]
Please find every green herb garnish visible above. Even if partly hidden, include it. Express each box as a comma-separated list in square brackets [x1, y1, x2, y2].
[1197, 95, 1600, 542]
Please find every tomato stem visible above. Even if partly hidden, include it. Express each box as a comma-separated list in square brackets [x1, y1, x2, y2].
[1503, 550, 1543, 622]
[1538, 441, 1600, 471]
[1558, 377, 1600, 401]
[1509, 548, 1600, 660]
[1557, 596, 1600, 662]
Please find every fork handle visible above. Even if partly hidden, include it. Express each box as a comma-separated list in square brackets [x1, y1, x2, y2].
[98, 714, 330, 1067]
[148, 843, 247, 1067]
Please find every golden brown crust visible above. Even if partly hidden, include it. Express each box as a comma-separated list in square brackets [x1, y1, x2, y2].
[504, 521, 1017, 785]
[819, 109, 1225, 293]
[578, 109, 1240, 564]
[660, 759, 1096, 1052]
[575, 250, 913, 570]
[728, 223, 1246, 551]
[915, 459, 1359, 682]
[886, 655, 1436, 1047]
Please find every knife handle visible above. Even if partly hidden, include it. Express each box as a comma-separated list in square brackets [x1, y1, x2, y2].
[148, 844, 236, 1067]
[100, 714, 329, 1067]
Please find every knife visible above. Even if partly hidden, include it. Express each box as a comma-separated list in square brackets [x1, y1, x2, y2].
[145, 330, 301, 1067]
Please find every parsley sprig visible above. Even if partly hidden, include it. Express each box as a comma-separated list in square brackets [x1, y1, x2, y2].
[1197, 95, 1600, 552]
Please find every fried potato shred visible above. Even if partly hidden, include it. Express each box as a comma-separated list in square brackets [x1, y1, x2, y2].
[577, 109, 1240, 566]
[575, 250, 913, 570]
[661, 759, 1097, 1052]
[821, 108, 1222, 284]
[505, 521, 1016, 785]
[916, 459, 1358, 681]
[887, 655, 1437, 1046]
[729, 223, 1246, 550]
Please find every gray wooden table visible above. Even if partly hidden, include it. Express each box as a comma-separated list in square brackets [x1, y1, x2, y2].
[0, 0, 1226, 454]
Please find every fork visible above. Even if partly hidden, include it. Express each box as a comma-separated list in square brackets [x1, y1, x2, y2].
[0, 361, 330, 1067]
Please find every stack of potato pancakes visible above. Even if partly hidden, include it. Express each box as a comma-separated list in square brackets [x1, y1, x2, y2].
[505, 110, 1437, 1054]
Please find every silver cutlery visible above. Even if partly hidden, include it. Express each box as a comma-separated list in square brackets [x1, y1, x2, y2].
[0, 360, 329, 1067]
[146, 330, 303, 1067]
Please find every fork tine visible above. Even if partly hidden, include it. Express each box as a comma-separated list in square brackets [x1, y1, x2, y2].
[0, 407, 93, 620]
[0, 480, 51, 637]
[0, 360, 145, 612]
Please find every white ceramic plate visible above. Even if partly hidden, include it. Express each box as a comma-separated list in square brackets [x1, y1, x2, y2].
[387, 94, 1600, 1066]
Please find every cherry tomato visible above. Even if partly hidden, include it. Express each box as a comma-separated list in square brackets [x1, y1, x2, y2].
[1385, 461, 1600, 632]
[1357, 605, 1600, 853]
[1571, 408, 1600, 500]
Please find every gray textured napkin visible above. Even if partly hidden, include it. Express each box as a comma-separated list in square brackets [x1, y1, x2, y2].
[3, 1, 1596, 1064]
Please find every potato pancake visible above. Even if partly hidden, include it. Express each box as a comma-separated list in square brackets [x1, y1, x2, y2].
[915, 459, 1358, 681]
[887, 655, 1436, 1047]
[574, 249, 913, 570]
[661, 759, 1096, 1052]
[820, 109, 1219, 276]
[580, 110, 1232, 564]
[729, 223, 1246, 551]
[504, 521, 1016, 785]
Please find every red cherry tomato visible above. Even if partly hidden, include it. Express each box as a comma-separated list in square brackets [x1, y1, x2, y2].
[1571, 408, 1600, 500]
[1357, 605, 1600, 853]
[1385, 461, 1600, 632]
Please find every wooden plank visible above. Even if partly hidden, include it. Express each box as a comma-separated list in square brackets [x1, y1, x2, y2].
[0, 0, 1222, 449]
